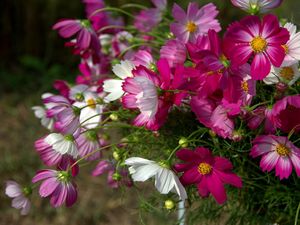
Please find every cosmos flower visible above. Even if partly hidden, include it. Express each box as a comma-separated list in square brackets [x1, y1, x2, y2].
[170, 2, 221, 43]
[231, 0, 283, 14]
[32, 169, 78, 207]
[282, 22, 300, 66]
[125, 157, 187, 200]
[225, 14, 289, 80]
[160, 39, 186, 68]
[250, 135, 300, 179]
[264, 63, 300, 86]
[103, 60, 135, 102]
[174, 147, 242, 204]
[5, 181, 31, 215]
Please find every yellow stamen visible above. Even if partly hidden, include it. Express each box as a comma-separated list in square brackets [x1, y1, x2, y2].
[282, 44, 289, 54]
[250, 36, 267, 53]
[198, 163, 212, 175]
[86, 98, 96, 109]
[241, 81, 249, 93]
[275, 144, 290, 157]
[280, 67, 294, 81]
[186, 21, 197, 33]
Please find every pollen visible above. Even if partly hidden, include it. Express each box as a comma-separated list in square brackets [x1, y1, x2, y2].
[86, 98, 96, 109]
[275, 144, 290, 157]
[282, 44, 289, 54]
[186, 21, 197, 33]
[241, 81, 249, 93]
[250, 36, 267, 53]
[280, 67, 294, 81]
[198, 163, 212, 175]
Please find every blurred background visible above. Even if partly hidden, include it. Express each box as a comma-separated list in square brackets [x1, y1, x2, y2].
[0, 0, 300, 224]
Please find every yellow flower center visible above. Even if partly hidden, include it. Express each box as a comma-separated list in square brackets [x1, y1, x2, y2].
[198, 163, 212, 175]
[280, 67, 294, 81]
[282, 44, 289, 54]
[186, 21, 197, 33]
[250, 36, 267, 53]
[241, 81, 249, 93]
[86, 98, 96, 109]
[275, 144, 290, 157]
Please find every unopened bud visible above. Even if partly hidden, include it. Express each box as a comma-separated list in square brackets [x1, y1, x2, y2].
[179, 137, 188, 148]
[112, 172, 121, 181]
[109, 113, 118, 121]
[113, 151, 120, 161]
[165, 199, 175, 210]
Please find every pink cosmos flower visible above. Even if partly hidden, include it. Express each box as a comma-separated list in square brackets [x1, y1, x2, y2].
[122, 58, 187, 130]
[170, 3, 221, 43]
[132, 50, 155, 69]
[76, 129, 107, 161]
[250, 135, 300, 179]
[225, 14, 289, 80]
[160, 39, 186, 68]
[186, 34, 210, 63]
[32, 169, 77, 207]
[174, 147, 242, 204]
[5, 181, 31, 215]
[43, 94, 80, 135]
[231, 0, 283, 14]
[246, 106, 276, 133]
[53, 19, 100, 51]
[92, 160, 133, 188]
[272, 95, 300, 133]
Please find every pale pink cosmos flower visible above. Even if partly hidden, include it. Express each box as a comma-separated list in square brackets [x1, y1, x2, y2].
[250, 135, 300, 179]
[32, 169, 78, 207]
[282, 22, 300, 66]
[5, 181, 31, 215]
[231, 0, 283, 14]
[170, 3, 221, 43]
[132, 50, 155, 69]
[160, 39, 186, 68]
[264, 63, 300, 86]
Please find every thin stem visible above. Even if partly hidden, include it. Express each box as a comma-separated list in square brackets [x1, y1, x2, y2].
[89, 7, 135, 20]
[121, 3, 148, 10]
[294, 201, 300, 225]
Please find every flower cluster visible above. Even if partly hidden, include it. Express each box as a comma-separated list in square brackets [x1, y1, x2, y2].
[5, 0, 300, 224]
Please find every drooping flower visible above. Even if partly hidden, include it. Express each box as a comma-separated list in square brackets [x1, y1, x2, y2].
[103, 60, 135, 102]
[250, 135, 300, 179]
[125, 157, 187, 200]
[5, 181, 31, 215]
[264, 63, 300, 86]
[231, 0, 283, 14]
[272, 95, 300, 133]
[32, 169, 78, 207]
[282, 22, 300, 66]
[53, 19, 100, 51]
[174, 147, 242, 204]
[35, 133, 78, 166]
[170, 3, 221, 43]
[225, 14, 289, 80]
[92, 160, 133, 188]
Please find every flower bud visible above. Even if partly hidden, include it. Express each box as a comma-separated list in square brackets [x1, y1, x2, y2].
[113, 151, 120, 161]
[109, 113, 118, 121]
[112, 172, 121, 181]
[179, 137, 188, 147]
[164, 199, 175, 210]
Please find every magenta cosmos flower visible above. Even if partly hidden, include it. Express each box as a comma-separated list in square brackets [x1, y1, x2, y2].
[272, 94, 300, 133]
[231, 0, 283, 14]
[170, 3, 221, 43]
[250, 135, 300, 179]
[174, 147, 242, 204]
[32, 169, 77, 207]
[5, 181, 31, 215]
[53, 19, 99, 50]
[225, 14, 289, 80]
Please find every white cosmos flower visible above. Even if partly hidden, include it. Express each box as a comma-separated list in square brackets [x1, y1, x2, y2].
[125, 157, 187, 201]
[264, 63, 300, 86]
[103, 60, 135, 102]
[45, 133, 78, 158]
[282, 22, 300, 66]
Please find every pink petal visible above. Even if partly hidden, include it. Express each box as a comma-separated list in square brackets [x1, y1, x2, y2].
[290, 153, 300, 177]
[176, 148, 197, 162]
[39, 177, 59, 197]
[231, 45, 253, 66]
[215, 171, 242, 188]
[32, 170, 56, 183]
[77, 29, 91, 49]
[265, 46, 285, 67]
[275, 157, 292, 180]
[213, 157, 233, 171]
[206, 173, 227, 204]
[261, 14, 280, 39]
[180, 168, 202, 185]
[172, 3, 187, 22]
[66, 183, 77, 207]
[251, 53, 271, 80]
[260, 151, 279, 172]
[197, 176, 209, 197]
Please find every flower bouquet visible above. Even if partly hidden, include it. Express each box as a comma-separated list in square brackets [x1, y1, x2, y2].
[5, 0, 300, 224]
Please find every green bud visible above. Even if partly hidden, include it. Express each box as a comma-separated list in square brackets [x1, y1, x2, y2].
[75, 93, 84, 102]
[112, 172, 121, 181]
[179, 137, 188, 148]
[165, 199, 175, 210]
[113, 151, 120, 161]
[109, 113, 118, 121]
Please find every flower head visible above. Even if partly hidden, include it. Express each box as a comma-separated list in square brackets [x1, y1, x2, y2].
[5, 181, 31, 215]
[264, 63, 300, 86]
[250, 135, 300, 179]
[174, 147, 242, 204]
[170, 3, 221, 43]
[125, 157, 187, 200]
[32, 169, 77, 207]
[231, 0, 283, 14]
[225, 14, 289, 80]
[282, 22, 300, 66]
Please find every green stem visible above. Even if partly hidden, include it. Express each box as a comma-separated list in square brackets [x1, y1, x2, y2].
[89, 7, 135, 20]
[295, 201, 300, 225]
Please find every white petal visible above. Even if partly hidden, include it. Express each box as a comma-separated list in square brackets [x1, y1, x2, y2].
[112, 60, 135, 79]
[130, 164, 160, 182]
[103, 79, 124, 102]
[155, 168, 174, 194]
[45, 133, 64, 146]
[125, 157, 155, 166]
